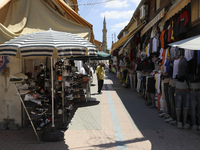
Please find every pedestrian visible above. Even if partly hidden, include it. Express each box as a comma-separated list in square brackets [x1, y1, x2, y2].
[96, 62, 105, 94]
[93, 62, 96, 73]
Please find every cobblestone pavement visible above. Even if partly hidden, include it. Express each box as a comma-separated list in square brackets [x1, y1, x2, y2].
[0, 70, 200, 150]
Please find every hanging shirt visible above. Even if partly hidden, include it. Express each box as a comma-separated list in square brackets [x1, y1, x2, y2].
[164, 30, 168, 49]
[160, 30, 166, 48]
[154, 73, 161, 93]
[151, 25, 157, 38]
[171, 20, 175, 41]
[169, 60, 174, 78]
[173, 59, 180, 79]
[119, 60, 123, 67]
[178, 9, 190, 34]
[173, 13, 179, 37]
[153, 37, 157, 52]
[165, 60, 170, 74]
[198, 51, 200, 65]
[130, 49, 134, 61]
[176, 47, 180, 57]
[184, 49, 194, 61]
[161, 49, 167, 65]
[170, 47, 176, 58]
[159, 48, 164, 60]
[80, 67, 87, 75]
[147, 43, 150, 57]
[168, 25, 172, 43]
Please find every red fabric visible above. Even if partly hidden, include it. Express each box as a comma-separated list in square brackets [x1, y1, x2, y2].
[157, 93, 162, 110]
[130, 49, 134, 61]
[168, 25, 172, 43]
[178, 9, 189, 27]
[134, 36, 138, 45]
[161, 49, 166, 65]
[111, 50, 118, 56]
[152, 72, 157, 76]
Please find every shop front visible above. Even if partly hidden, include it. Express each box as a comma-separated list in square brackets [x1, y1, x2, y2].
[117, 0, 200, 130]
[0, 0, 96, 142]
[0, 29, 98, 142]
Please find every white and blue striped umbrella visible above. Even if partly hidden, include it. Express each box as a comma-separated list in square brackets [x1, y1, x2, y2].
[0, 29, 97, 58]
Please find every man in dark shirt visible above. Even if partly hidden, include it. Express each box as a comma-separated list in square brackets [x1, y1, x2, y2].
[146, 58, 154, 72]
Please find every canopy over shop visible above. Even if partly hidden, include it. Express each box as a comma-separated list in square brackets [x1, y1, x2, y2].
[0, 0, 94, 44]
[0, 0, 96, 135]
[70, 51, 112, 61]
[168, 35, 200, 50]
[0, 29, 98, 142]
[112, 0, 200, 132]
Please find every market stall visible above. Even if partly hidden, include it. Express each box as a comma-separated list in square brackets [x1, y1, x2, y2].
[0, 29, 97, 142]
[69, 51, 112, 101]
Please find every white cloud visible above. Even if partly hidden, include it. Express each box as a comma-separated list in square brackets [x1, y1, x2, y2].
[111, 21, 129, 30]
[100, 10, 134, 19]
[129, 0, 140, 7]
[104, 0, 129, 8]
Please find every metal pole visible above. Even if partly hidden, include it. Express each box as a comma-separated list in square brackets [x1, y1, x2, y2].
[62, 65, 65, 124]
[14, 84, 41, 142]
[51, 57, 55, 128]
[88, 59, 91, 98]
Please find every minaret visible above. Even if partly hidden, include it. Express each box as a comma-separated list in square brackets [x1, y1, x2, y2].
[102, 17, 107, 52]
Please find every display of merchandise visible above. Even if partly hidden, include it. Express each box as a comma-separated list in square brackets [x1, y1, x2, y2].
[8, 59, 88, 142]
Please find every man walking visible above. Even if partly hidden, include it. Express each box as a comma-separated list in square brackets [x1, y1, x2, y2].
[96, 62, 105, 94]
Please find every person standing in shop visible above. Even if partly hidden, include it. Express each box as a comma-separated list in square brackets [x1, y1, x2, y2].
[96, 62, 105, 94]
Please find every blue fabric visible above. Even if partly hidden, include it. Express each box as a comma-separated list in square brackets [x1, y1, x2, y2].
[198, 51, 200, 64]
[190, 91, 200, 125]
[165, 60, 170, 74]
[175, 90, 189, 109]
[176, 47, 180, 57]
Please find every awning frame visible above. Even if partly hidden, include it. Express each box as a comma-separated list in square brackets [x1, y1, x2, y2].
[141, 8, 165, 36]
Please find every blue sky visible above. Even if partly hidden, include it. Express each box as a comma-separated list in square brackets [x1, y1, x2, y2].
[78, 0, 141, 50]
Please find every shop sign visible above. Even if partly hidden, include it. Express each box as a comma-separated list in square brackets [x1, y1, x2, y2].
[0, 56, 9, 72]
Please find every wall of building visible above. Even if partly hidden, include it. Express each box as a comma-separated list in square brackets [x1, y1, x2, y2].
[149, 0, 171, 21]
[0, 57, 22, 127]
[149, 0, 156, 19]
[191, 0, 200, 23]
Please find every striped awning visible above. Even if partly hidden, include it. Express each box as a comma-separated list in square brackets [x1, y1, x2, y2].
[0, 29, 98, 58]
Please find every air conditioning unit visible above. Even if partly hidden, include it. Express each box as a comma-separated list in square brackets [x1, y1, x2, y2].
[140, 5, 146, 20]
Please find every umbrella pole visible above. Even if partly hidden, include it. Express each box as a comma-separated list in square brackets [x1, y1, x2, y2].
[51, 57, 55, 129]
[41, 58, 64, 142]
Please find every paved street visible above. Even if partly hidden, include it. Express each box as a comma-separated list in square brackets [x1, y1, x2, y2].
[1, 70, 200, 150]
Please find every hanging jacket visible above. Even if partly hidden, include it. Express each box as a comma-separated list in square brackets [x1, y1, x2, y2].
[173, 13, 179, 38]
[177, 9, 189, 34]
